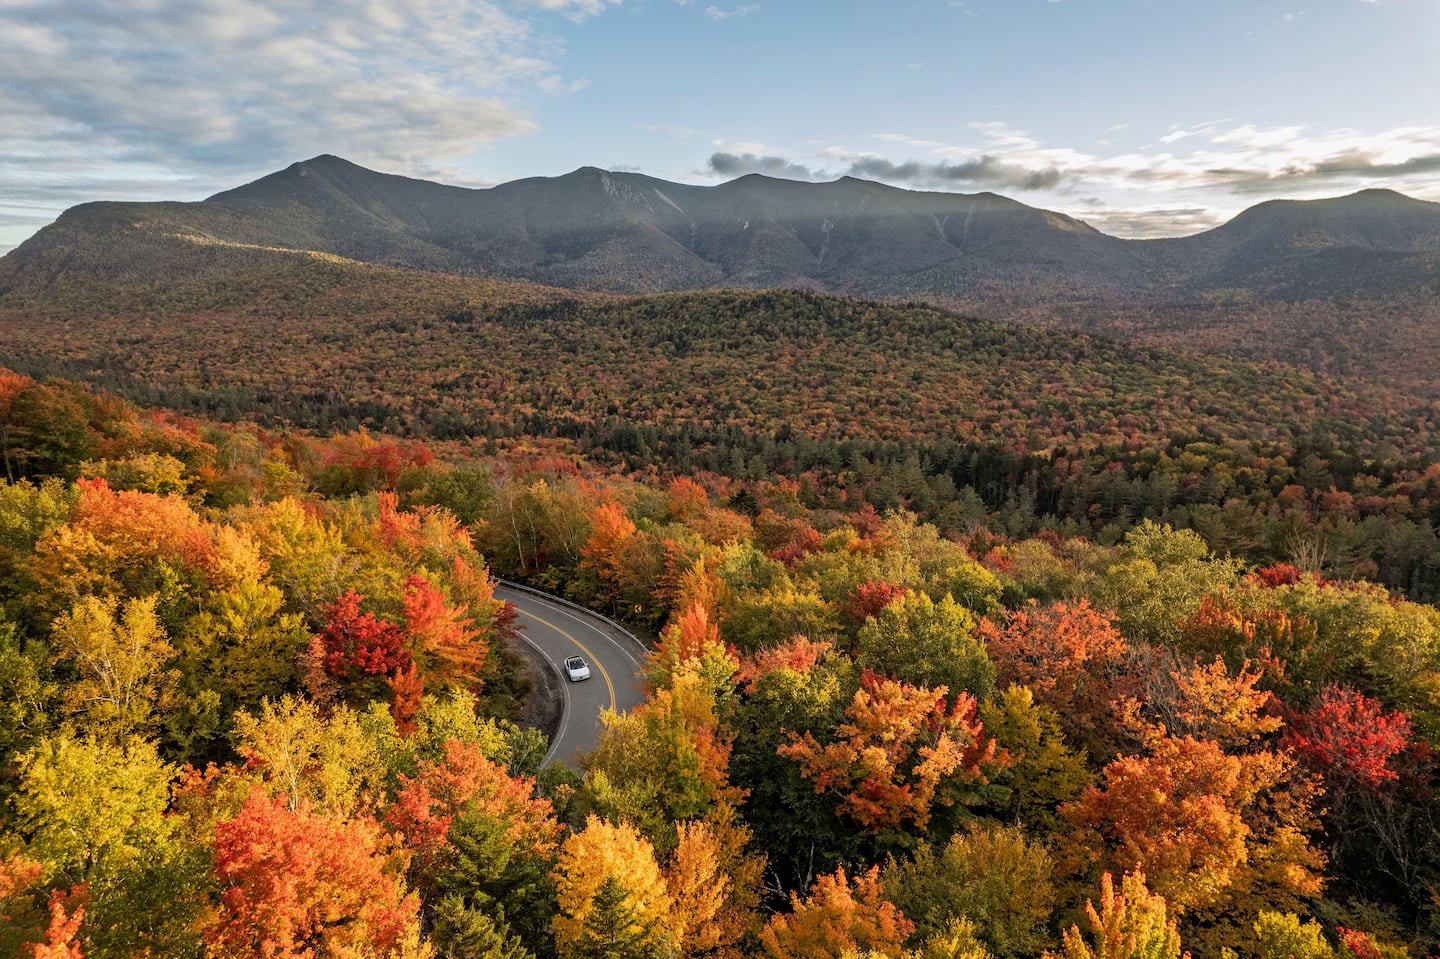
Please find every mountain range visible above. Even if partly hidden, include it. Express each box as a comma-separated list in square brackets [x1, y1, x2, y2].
[3, 155, 1440, 402]
[4, 154, 1438, 304]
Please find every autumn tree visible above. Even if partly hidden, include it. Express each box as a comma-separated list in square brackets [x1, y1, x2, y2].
[206, 788, 421, 959]
[386, 738, 560, 919]
[1281, 685, 1412, 797]
[1061, 732, 1322, 928]
[0, 855, 86, 959]
[884, 823, 1056, 959]
[780, 670, 1003, 836]
[579, 501, 639, 601]
[1050, 871, 1186, 959]
[664, 820, 738, 958]
[1113, 651, 1283, 756]
[551, 816, 673, 959]
[760, 865, 913, 959]
[26, 478, 213, 620]
[402, 572, 488, 691]
[581, 671, 742, 847]
[1062, 735, 1252, 914]
[977, 600, 1133, 760]
[229, 694, 389, 816]
[11, 734, 207, 958]
[840, 580, 910, 628]
[1280, 685, 1435, 915]
[644, 601, 738, 700]
[49, 595, 178, 742]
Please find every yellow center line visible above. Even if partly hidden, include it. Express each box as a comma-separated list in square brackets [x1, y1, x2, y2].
[523, 607, 616, 711]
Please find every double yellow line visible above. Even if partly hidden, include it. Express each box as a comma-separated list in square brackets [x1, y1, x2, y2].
[524, 607, 616, 710]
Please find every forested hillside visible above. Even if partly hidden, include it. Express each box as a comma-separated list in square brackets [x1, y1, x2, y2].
[4, 257, 1440, 598]
[1, 374, 1439, 958]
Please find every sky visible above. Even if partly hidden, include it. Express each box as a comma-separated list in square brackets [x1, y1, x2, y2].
[2, 0, 1438, 253]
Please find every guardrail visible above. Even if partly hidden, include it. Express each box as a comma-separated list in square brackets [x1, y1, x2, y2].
[495, 578, 651, 659]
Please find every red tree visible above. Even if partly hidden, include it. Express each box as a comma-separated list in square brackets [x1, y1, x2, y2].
[1281, 685, 1412, 790]
[977, 600, 1134, 756]
[207, 789, 418, 958]
[402, 573, 487, 689]
[841, 581, 910, 626]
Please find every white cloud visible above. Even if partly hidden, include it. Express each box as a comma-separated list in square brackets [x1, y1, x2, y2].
[696, 119, 1440, 237]
[0, 0, 574, 244]
[704, 4, 758, 20]
[513, 0, 622, 22]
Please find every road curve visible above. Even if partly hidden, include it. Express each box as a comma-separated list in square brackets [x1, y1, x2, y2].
[495, 584, 649, 770]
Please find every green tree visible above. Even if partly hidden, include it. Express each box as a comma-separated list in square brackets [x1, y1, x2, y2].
[11, 734, 207, 958]
[884, 823, 1055, 959]
[854, 592, 993, 700]
[978, 685, 1091, 836]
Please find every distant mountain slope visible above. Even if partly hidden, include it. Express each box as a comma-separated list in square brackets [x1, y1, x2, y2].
[6, 155, 1439, 304]
[0, 155, 1159, 297]
[9, 155, 1440, 301]
[4, 156, 1440, 398]
[0, 256, 1432, 461]
[1135, 188, 1440, 297]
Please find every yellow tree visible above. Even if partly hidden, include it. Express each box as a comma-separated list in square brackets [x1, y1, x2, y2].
[665, 820, 732, 957]
[551, 816, 673, 959]
[1050, 871, 1186, 959]
[49, 595, 177, 742]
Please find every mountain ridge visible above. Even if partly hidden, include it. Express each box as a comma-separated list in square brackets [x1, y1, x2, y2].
[4, 155, 1440, 398]
[6, 156, 1438, 302]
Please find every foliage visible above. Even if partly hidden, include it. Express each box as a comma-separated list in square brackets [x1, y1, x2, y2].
[1050, 871, 1185, 959]
[550, 816, 673, 959]
[884, 823, 1056, 959]
[779, 670, 1003, 836]
[207, 787, 421, 959]
[852, 592, 994, 701]
[977, 600, 1133, 759]
[760, 865, 914, 959]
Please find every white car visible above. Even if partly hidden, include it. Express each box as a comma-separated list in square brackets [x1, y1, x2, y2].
[563, 655, 591, 682]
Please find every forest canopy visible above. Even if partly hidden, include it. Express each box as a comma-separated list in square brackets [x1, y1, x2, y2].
[1, 372, 1438, 958]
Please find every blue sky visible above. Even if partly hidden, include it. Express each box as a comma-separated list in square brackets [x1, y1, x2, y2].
[2, 0, 1437, 252]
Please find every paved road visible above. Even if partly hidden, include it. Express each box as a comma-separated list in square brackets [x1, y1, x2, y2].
[495, 584, 649, 769]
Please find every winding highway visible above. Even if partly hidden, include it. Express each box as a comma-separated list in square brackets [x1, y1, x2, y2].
[495, 583, 649, 769]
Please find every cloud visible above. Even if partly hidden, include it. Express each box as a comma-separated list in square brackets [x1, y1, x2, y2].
[844, 155, 1064, 191]
[1074, 206, 1227, 239]
[0, 0, 571, 245]
[698, 121, 1440, 238]
[704, 4, 758, 19]
[708, 152, 817, 179]
[1214, 149, 1440, 192]
[1101, 123, 1440, 197]
[641, 123, 702, 138]
[513, 0, 621, 20]
[706, 143, 1065, 191]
